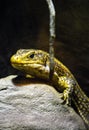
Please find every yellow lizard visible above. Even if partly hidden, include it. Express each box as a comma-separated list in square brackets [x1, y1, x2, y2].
[10, 49, 89, 126]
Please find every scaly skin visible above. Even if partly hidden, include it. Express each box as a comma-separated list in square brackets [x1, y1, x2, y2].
[10, 49, 89, 125]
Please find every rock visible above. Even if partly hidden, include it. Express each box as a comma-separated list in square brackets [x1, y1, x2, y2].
[0, 75, 87, 130]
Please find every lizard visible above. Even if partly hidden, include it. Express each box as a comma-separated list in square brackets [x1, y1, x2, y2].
[10, 49, 89, 126]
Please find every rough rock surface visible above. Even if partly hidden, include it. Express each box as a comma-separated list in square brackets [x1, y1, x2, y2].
[0, 75, 87, 130]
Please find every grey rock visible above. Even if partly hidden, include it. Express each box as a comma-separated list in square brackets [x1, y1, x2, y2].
[0, 75, 87, 130]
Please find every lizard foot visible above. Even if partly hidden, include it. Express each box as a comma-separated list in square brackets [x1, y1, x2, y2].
[62, 86, 73, 106]
[63, 89, 71, 106]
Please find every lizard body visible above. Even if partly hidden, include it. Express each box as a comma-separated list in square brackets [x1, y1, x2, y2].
[10, 49, 89, 125]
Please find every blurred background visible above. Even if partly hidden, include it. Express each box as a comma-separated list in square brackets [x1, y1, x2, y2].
[0, 0, 89, 96]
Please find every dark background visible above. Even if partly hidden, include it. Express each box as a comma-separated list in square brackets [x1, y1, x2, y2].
[0, 0, 89, 96]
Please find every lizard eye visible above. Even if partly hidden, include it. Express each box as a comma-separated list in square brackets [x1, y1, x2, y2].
[29, 53, 34, 58]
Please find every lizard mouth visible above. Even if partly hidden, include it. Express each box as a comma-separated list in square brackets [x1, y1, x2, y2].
[11, 62, 50, 80]
[11, 62, 43, 68]
[11, 62, 49, 72]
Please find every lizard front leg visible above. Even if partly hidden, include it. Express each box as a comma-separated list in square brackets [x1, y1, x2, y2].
[58, 76, 74, 106]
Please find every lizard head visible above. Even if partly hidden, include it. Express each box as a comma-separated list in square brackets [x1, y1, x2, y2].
[10, 49, 50, 79]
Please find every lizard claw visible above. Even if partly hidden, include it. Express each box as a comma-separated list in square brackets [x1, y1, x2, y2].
[63, 89, 71, 106]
